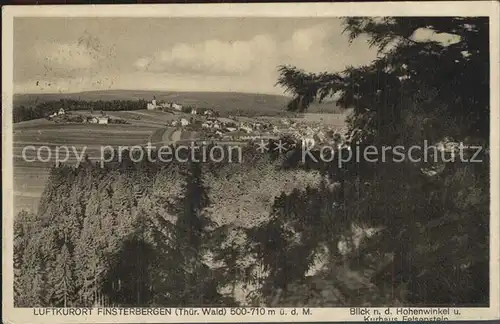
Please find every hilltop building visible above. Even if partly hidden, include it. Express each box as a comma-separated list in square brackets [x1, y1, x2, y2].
[240, 125, 253, 133]
[147, 97, 183, 111]
[98, 116, 109, 125]
[48, 108, 66, 119]
[172, 103, 183, 111]
[147, 98, 157, 110]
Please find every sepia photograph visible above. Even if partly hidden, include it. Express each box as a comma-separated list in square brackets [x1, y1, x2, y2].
[2, 2, 499, 322]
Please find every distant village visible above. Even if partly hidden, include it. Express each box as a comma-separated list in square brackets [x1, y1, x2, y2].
[147, 97, 215, 117]
[46, 97, 349, 147]
[145, 98, 348, 145]
[147, 98, 184, 112]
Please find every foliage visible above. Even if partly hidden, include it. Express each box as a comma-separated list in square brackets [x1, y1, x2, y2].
[276, 17, 489, 145]
[274, 16, 490, 306]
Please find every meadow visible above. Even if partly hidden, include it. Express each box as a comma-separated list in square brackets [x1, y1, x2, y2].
[75, 110, 179, 127]
[257, 112, 349, 127]
[13, 163, 51, 213]
[13, 115, 162, 214]
[296, 112, 348, 126]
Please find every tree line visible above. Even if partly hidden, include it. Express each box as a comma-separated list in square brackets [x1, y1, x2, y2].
[13, 99, 148, 123]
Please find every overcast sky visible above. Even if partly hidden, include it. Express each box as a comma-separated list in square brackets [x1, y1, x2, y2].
[13, 17, 380, 95]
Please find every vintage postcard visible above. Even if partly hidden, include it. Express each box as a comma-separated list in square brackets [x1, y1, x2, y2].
[2, 2, 500, 323]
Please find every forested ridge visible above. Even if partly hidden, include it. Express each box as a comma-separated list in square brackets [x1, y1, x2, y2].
[14, 16, 490, 307]
[14, 147, 324, 307]
[14, 142, 489, 307]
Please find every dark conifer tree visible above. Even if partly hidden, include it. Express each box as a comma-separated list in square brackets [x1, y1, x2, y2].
[50, 243, 76, 307]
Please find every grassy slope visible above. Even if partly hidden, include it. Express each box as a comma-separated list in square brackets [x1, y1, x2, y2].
[13, 117, 160, 214]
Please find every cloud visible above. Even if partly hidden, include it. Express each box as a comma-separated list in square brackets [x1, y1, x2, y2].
[134, 34, 277, 75]
[16, 22, 379, 95]
[411, 28, 461, 46]
[289, 23, 331, 55]
[281, 23, 334, 71]
[134, 22, 377, 81]
[281, 23, 379, 73]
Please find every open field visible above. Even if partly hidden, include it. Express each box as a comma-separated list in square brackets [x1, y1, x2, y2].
[72, 110, 180, 127]
[258, 112, 349, 127]
[12, 108, 209, 214]
[296, 112, 348, 126]
[13, 114, 164, 214]
[13, 163, 53, 214]
[15, 123, 156, 146]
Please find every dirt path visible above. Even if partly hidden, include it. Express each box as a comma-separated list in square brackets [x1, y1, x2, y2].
[167, 129, 182, 144]
[148, 127, 180, 145]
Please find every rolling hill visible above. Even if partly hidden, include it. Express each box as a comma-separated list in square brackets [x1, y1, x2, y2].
[13, 90, 341, 115]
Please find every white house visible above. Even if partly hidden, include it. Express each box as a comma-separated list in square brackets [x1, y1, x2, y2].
[147, 98, 158, 110]
[89, 116, 99, 124]
[241, 135, 258, 140]
[190, 108, 197, 115]
[172, 103, 183, 111]
[98, 116, 109, 125]
[180, 118, 189, 126]
[204, 109, 214, 116]
[240, 126, 253, 133]
[148, 99, 157, 110]
[58, 108, 66, 115]
[157, 102, 172, 110]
